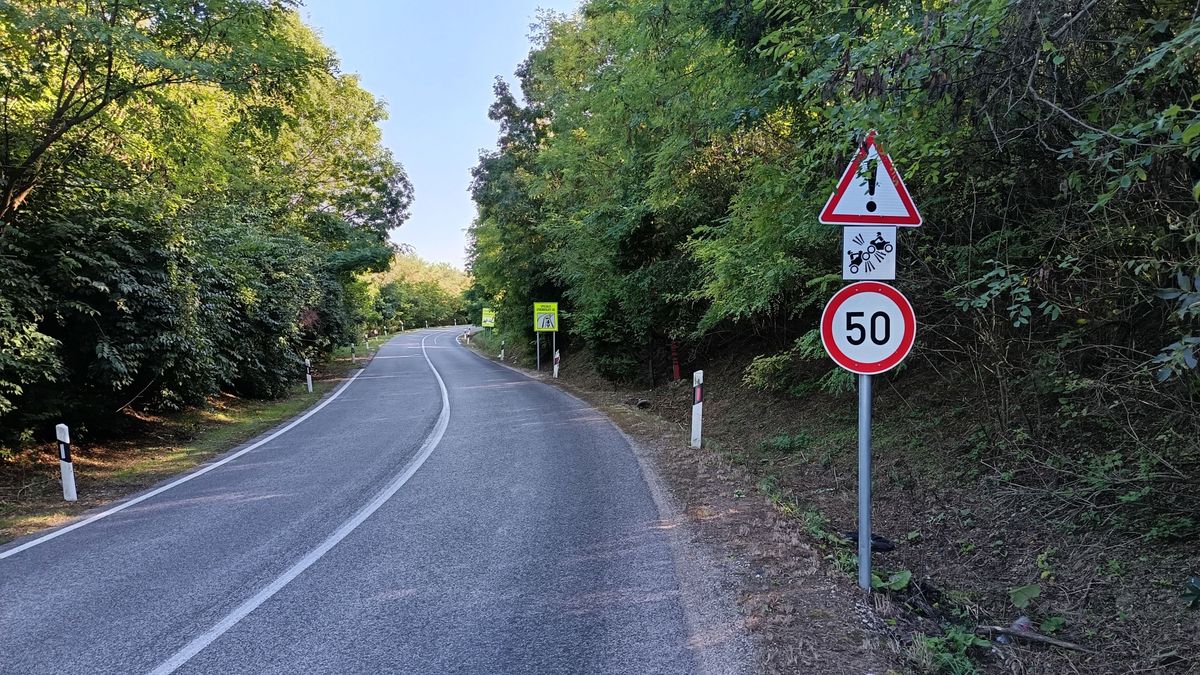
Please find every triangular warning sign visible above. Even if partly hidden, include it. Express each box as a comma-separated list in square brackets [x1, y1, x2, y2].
[819, 130, 922, 226]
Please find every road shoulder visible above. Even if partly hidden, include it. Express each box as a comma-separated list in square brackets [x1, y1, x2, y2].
[460, 337, 891, 673]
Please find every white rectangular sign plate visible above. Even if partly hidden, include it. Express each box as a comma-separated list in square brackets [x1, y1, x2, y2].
[842, 226, 897, 281]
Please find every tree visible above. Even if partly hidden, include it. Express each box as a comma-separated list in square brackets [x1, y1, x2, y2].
[0, 3, 415, 445]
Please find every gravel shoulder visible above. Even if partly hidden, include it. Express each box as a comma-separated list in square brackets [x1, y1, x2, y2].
[464, 338, 893, 674]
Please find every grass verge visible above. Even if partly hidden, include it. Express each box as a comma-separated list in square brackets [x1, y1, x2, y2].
[0, 333, 397, 545]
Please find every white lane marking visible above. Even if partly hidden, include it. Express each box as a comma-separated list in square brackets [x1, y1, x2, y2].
[0, 369, 367, 561]
[148, 335, 451, 674]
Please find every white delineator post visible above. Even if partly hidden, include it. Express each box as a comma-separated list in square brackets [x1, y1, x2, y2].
[56, 424, 77, 502]
[553, 350, 560, 378]
[499, 341, 505, 361]
[690, 370, 704, 449]
[305, 358, 313, 393]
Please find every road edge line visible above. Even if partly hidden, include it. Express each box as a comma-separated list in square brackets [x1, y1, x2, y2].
[0, 368, 367, 561]
[455, 337, 755, 673]
[147, 333, 451, 675]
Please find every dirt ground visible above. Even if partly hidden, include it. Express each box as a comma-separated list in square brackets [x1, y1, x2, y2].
[472, 336, 1199, 674]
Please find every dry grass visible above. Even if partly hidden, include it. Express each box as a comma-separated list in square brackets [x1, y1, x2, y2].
[471, 339, 1199, 673]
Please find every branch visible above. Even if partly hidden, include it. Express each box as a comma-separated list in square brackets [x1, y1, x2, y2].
[1051, 0, 1101, 40]
[975, 625, 1095, 653]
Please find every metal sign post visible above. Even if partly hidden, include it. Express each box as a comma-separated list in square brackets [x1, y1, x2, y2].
[821, 281, 915, 591]
[533, 302, 559, 374]
[819, 131, 922, 592]
[856, 373, 872, 590]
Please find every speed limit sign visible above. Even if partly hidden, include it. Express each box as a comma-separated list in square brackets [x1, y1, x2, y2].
[821, 281, 915, 375]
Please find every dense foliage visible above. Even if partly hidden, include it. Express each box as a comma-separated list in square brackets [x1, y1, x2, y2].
[0, 1, 413, 444]
[365, 252, 471, 331]
[469, 1, 1198, 533]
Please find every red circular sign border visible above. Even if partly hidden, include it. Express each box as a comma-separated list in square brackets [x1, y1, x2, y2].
[820, 281, 916, 375]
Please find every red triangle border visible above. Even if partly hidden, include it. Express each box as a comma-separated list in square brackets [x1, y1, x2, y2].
[818, 130, 922, 226]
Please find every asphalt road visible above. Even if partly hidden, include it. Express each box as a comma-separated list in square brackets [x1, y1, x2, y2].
[0, 328, 744, 674]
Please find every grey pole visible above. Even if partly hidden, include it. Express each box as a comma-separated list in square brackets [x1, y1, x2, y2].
[536, 333, 541, 371]
[857, 373, 873, 591]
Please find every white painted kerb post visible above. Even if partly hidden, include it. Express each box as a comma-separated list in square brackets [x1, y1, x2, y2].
[690, 370, 704, 449]
[56, 424, 77, 502]
[553, 350, 560, 378]
[304, 358, 313, 393]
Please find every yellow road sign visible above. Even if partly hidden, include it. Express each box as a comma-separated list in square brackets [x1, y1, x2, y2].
[533, 302, 558, 332]
[481, 308, 496, 327]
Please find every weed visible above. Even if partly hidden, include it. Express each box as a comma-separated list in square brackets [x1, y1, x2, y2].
[1009, 583, 1041, 609]
[756, 473, 848, 550]
[1036, 547, 1057, 581]
[872, 569, 913, 592]
[830, 549, 857, 577]
[1039, 616, 1066, 634]
[1103, 559, 1125, 579]
[760, 432, 813, 455]
[907, 624, 990, 674]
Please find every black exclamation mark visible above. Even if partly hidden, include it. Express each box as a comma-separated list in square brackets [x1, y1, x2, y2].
[865, 158, 878, 212]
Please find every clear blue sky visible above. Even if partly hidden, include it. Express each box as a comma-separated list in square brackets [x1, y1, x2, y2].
[301, 1, 579, 269]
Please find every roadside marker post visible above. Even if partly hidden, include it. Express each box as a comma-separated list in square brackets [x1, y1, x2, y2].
[305, 358, 313, 393]
[671, 341, 681, 381]
[553, 350, 560, 378]
[690, 370, 704, 449]
[56, 424, 77, 502]
[819, 130, 921, 591]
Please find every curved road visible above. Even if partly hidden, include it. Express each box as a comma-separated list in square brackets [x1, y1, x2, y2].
[0, 328, 741, 674]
